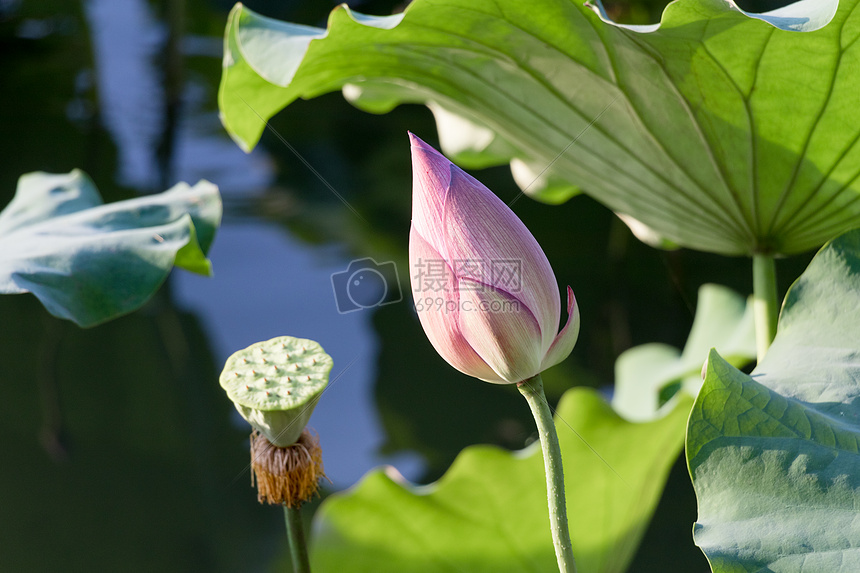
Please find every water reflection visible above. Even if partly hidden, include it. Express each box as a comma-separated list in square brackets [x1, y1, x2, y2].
[85, 0, 273, 193]
[85, 0, 423, 485]
[85, 0, 165, 189]
[173, 223, 424, 485]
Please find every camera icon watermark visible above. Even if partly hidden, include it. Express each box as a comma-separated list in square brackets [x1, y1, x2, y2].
[331, 258, 403, 314]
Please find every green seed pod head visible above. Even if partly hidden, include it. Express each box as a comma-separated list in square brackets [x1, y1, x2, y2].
[219, 336, 332, 447]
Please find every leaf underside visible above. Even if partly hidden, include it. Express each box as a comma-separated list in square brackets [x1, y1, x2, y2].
[0, 170, 222, 327]
[687, 227, 860, 571]
[219, 0, 860, 255]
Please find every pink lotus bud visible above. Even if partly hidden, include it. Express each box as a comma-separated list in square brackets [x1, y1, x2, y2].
[409, 133, 580, 384]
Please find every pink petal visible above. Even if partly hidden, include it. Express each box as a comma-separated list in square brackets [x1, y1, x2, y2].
[539, 286, 581, 372]
[457, 278, 544, 383]
[442, 166, 560, 353]
[409, 226, 502, 382]
[410, 133, 452, 261]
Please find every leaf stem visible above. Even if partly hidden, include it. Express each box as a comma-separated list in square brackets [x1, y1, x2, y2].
[284, 505, 311, 573]
[518, 374, 577, 573]
[752, 253, 778, 362]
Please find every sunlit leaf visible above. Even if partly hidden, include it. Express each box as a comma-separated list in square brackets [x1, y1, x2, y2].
[218, 0, 858, 255]
[687, 228, 860, 571]
[612, 283, 756, 422]
[0, 170, 221, 327]
[311, 387, 691, 573]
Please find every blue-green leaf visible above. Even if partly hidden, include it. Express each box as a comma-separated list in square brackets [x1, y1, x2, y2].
[687, 227, 860, 571]
[0, 170, 221, 327]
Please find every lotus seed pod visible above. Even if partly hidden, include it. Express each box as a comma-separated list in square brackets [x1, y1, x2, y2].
[219, 336, 332, 447]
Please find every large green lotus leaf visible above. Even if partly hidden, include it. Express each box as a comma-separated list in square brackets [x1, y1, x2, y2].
[687, 227, 860, 571]
[0, 170, 221, 327]
[423, 102, 581, 203]
[218, 0, 857, 256]
[311, 387, 691, 573]
[613, 283, 755, 422]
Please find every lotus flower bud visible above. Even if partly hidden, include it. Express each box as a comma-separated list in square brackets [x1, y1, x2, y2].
[408, 133, 579, 384]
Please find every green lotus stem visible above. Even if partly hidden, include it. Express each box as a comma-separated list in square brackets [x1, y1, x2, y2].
[518, 374, 577, 573]
[284, 505, 311, 573]
[752, 254, 779, 362]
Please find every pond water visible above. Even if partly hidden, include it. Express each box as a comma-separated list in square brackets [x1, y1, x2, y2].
[1, 0, 803, 571]
[72, 0, 424, 487]
[173, 222, 424, 486]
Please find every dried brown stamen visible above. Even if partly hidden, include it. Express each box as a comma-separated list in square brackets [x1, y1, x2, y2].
[249, 428, 326, 507]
